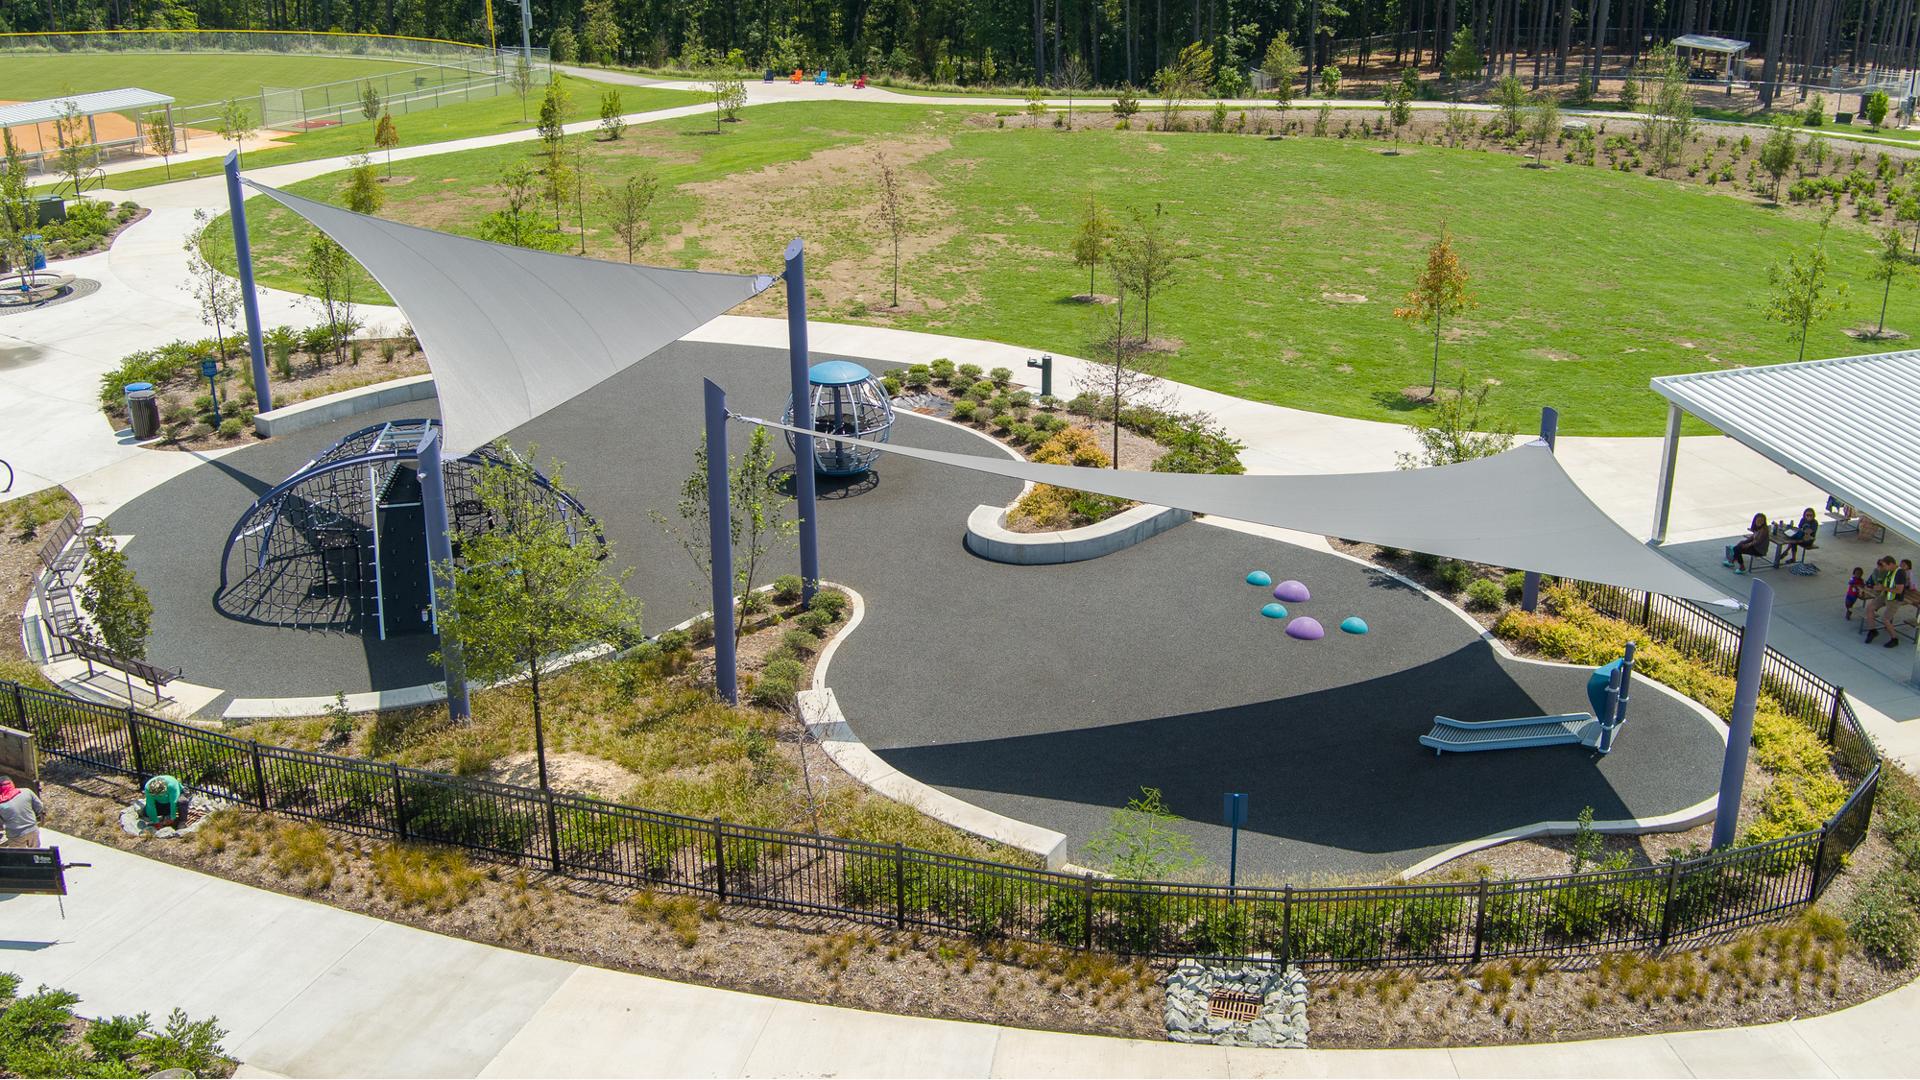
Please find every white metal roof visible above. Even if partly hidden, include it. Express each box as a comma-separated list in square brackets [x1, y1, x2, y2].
[1671, 33, 1751, 53]
[0, 88, 173, 129]
[1653, 351, 1920, 543]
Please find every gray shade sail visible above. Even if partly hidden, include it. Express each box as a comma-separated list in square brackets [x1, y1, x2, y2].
[246, 182, 775, 457]
[746, 415, 1731, 605]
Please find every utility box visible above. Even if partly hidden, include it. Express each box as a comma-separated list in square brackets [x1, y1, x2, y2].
[32, 194, 64, 226]
[0, 725, 39, 793]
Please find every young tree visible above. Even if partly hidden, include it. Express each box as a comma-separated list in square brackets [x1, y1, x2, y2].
[654, 426, 798, 649]
[434, 453, 642, 794]
[1111, 87, 1141, 125]
[537, 78, 571, 148]
[182, 210, 242, 367]
[1262, 31, 1301, 108]
[1394, 365, 1515, 468]
[77, 536, 152, 660]
[1154, 41, 1212, 128]
[581, 0, 623, 64]
[598, 89, 626, 140]
[1059, 55, 1089, 128]
[0, 132, 35, 290]
[140, 108, 177, 180]
[373, 111, 400, 177]
[1110, 203, 1184, 344]
[479, 160, 565, 251]
[541, 136, 575, 230]
[305, 232, 356, 364]
[1080, 287, 1167, 467]
[1385, 81, 1413, 146]
[53, 99, 100, 196]
[1493, 75, 1527, 136]
[1394, 225, 1478, 396]
[1640, 48, 1695, 175]
[709, 73, 746, 132]
[1867, 90, 1891, 130]
[1317, 63, 1341, 98]
[511, 54, 537, 124]
[603, 170, 659, 262]
[1898, 191, 1920, 255]
[1869, 225, 1909, 337]
[873, 150, 906, 307]
[360, 82, 382, 123]
[1758, 115, 1800, 202]
[569, 138, 592, 254]
[1024, 84, 1048, 125]
[1763, 218, 1848, 361]
[1443, 28, 1480, 93]
[345, 151, 383, 215]
[1618, 75, 1639, 112]
[1085, 787, 1200, 879]
[1069, 193, 1114, 297]
[1524, 90, 1560, 163]
[218, 98, 256, 165]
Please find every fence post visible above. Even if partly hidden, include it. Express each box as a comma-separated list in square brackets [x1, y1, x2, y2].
[1080, 873, 1095, 952]
[543, 787, 562, 874]
[1808, 831, 1829, 903]
[1280, 886, 1293, 966]
[1471, 879, 1489, 963]
[126, 707, 146, 779]
[892, 842, 907, 928]
[390, 762, 407, 840]
[1657, 859, 1681, 948]
[8, 681, 23, 728]
[1641, 591, 1653, 627]
[249, 740, 268, 811]
[712, 818, 728, 902]
[1826, 688, 1845, 745]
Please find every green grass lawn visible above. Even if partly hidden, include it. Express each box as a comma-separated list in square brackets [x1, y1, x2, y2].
[209, 100, 1919, 436]
[99, 76, 700, 190]
[1, 52, 428, 108]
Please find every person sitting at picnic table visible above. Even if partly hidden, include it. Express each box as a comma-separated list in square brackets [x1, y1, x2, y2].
[1777, 507, 1821, 563]
[0, 777, 46, 849]
[141, 774, 190, 828]
[1723, 513, 1772, 574]
[1863, 556, 1911, 647]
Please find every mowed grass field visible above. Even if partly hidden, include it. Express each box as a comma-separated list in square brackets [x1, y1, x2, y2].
[2, 51, 428, 107]
[210, 101, 1920, 435]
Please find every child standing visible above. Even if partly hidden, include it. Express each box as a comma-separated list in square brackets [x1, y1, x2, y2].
[1847, 567, 1866, 619]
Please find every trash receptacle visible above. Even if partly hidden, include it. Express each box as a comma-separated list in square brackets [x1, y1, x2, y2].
[125, 381, 160, 440]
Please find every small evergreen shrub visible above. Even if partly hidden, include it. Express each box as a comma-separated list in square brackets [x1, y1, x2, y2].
[1436, 559, 1474, 591]
[1465, 577, 1504, 610]
[950, 399, 978, 422]
[772, 574, 804, 603]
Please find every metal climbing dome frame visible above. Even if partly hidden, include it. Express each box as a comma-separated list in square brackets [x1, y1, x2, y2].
[782, 360, 895, 476]
[216, 419, 593, 639]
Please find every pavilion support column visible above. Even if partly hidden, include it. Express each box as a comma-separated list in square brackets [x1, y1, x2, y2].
[1651, 401, 1683, 544]
[418, 427, 470, 723]
[224, 152, 272, 414]
[785, 238, 821, 605]
[1521, 406, 1559, 613]
[706, 378, 739, 706]
[1713, 577, 1774, 849]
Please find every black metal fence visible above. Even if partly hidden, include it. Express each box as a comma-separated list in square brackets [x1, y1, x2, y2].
[0, 580, 1884, 966]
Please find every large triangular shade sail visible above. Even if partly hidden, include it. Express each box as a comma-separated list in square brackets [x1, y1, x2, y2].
[245, 182, 775, 456]
[748, 417, 1732, 606]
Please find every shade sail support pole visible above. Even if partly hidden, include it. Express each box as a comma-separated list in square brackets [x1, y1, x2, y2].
[1713, 577, 1773, 849]
[1521, 406, 1559, 612]
[224, 151, 271, 414]
[1651, 402, 1683, 545]
[418, 428, 469, 723]
[706, 379, 739, 705]
[785, 238, 821, 604]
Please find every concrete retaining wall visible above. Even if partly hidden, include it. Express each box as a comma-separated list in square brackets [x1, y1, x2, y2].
[253, 375, 437, 438]
[964, 501, 1192, 565]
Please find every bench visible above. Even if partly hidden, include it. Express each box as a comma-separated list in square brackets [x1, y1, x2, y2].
[1419, 713, 1600, 755]
[51, 632, 181, 704]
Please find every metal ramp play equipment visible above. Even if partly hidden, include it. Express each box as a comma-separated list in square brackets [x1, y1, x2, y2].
[1420, 643, 1638, 756]
[216, 419, 595, 639]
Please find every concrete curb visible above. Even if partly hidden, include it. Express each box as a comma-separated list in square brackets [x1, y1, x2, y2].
[252, 373, 436, 438]
[964, 500, 1192, 564]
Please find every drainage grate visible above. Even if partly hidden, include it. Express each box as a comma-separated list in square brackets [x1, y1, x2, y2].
[1207, 989, 1263, 1023]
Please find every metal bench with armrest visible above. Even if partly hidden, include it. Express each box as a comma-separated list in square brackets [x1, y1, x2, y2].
[1419, 644, 1637, 757]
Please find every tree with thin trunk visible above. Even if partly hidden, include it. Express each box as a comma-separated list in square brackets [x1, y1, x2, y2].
[873, 150, 906, 308]
[654, 426, 797, 650]
[1060, 55, 1089, 128]
[182, 210, 243, 368]
[1523, 89, 1559, 164]
[140, 109, 176, 180]
[434, 452, 641, 796]
[570, 138, 592, 254]
[1763, 216, 1847, 361]
[1869, 225, 1908, 338]
[538, 78, 571, 149]
[0, 132, 35, 290]
[54, 99, 100, 196]
[1080, 288, 1169, 468]
[373, 111, 400, 178]
[1394, 225, 1477, 397]
[360, 82, 382, 123]
[511, 55, 536, 124]
[345, 151, 383, 215]
[304, 231, 357, 364]
[1110, 203, 1184, 345]
[1154, 41, 1212, 128]
[1070, 193, 1114, 298]
[1492, 74, 1527, 136]
[1263, 31, 1301, 108]
[1758, 115, 1800, 203]
[599, 89, 627, 140]
[78, 536, 152, 660]
[541, 136, 575, 231]
[603, 170, 659, 262]
[217, 98, 256, 166]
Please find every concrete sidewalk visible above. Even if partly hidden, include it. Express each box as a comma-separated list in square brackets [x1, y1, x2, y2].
[2, 830, 1913, 1078]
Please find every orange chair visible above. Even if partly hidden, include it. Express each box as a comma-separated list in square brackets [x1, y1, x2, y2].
[790, 68, 803, 83]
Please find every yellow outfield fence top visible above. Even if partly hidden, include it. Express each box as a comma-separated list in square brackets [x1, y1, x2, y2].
[0, 28, 490, 51]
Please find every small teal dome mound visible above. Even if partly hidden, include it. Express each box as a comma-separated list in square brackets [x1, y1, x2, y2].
[1340, 616, 1370, 635]
[1260, 602, 1288, 619]
[1246, 570, 1272, 587]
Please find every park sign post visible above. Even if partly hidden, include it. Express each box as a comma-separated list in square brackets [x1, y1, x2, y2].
[201, 357, 222, 420]
[1223, 791, 1249, 895]
[0, 846, 87, 895]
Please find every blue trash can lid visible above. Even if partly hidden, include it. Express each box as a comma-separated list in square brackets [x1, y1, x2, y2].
[808, 359, 874, 386]
[124, 382, 155, 393]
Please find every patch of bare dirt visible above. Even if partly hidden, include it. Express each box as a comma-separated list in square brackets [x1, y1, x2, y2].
[1846, 325, 1909, 341]
[1321, 291, 1369, 304]
[484, 750, 639, 800]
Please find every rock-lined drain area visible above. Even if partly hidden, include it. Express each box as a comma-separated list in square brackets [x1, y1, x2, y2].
[1165, 961, 1309, 1048]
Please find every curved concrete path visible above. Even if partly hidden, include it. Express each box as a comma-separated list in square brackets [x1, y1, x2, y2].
[3, 829, 1913, 1078]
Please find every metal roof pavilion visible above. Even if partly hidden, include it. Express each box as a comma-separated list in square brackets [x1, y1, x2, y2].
[1671, 33, 1751, 53]
[0, 88, 174, 129]
[1648, 351, 1920, 546]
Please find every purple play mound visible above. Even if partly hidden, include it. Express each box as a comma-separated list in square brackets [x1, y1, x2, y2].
[1273, 579, 1312, 603]
[1285, 616, 1325, 640]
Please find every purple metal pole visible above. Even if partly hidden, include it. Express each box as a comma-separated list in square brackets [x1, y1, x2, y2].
[1520, 405, 1559, 613]
[223, 151, 271, 413]
[417, 427, 468, 722]
[705, 379, 738, 705]
[1713, 578, 1774, 849]
[784, 238, 821, 604]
